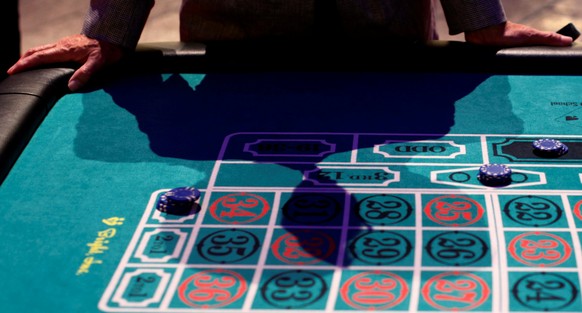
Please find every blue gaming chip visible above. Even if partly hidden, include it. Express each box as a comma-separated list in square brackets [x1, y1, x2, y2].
[165, 186, 201, 203]
[157, 197, 194, 214]
[156, 186, 201, 214]
[532, 138, 568, 157]
[478, 163, 511, 177]
[532, 138, 563, 151]
[477, 163, 512, 187]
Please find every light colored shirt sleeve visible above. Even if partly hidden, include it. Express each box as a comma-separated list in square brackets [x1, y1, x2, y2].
[440, 0, 507, 35]
[81, 0, 155, 49]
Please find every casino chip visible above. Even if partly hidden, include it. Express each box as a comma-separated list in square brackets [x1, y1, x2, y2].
[165, 186, 201, 203]
[532, 138, 568, 158]
[477, 163, 512, 187]
[156, 186, 201, 215]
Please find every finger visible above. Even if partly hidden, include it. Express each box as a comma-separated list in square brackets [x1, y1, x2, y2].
[542, 32, 573, 46]
[6, 53, 45, 74]
[20, 43, 57, 58]
[8, 46, 84, 74]
[67, 55, 105, 91]
[8, 49, 59, 74]
[525, 31, 573, 47]
[7, 43, 63, 74]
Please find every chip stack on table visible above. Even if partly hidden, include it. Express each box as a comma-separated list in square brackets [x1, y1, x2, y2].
[477, 163, 512, 187]
[532, 138, 569, 158]
[156, 186, 201, 214]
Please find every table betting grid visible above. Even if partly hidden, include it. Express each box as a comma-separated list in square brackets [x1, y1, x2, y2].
[98, 132, 582, 313]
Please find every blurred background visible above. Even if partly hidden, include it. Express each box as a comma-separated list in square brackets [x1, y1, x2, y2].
[15, 0, 582, 52]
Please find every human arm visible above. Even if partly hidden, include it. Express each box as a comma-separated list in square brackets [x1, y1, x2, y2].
[7, 0, 155, 91]
[440, 0, 572, 47]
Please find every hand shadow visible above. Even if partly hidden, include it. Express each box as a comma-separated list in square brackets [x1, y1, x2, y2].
[76, 70, 520, 269]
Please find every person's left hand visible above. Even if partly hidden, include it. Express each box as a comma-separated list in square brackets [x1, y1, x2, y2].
[465, 21, 573, 47]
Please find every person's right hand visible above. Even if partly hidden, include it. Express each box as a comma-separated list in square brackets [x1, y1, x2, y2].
[465, 21, 573, 47]
[7, 34, 125, 91]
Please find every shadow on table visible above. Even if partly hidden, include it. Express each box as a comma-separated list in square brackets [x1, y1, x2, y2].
[76, 71, 522, 267]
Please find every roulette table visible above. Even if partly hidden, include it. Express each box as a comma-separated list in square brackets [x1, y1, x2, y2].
[2, 40, 582, 312]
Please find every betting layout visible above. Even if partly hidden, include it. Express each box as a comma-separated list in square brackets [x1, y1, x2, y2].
[99, 132, 582, 312]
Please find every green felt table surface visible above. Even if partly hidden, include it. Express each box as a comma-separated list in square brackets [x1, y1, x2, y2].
[2, 71, 582, 313]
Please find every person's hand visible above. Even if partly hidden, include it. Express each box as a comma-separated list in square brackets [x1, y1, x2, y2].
[7, 34, 125, 91]
[465, 21, 573, 47]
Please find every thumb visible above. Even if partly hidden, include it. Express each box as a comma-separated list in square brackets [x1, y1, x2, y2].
[67, 55, 105, 91]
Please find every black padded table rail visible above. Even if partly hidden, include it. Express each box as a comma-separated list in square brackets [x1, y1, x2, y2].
[130, 40, 582, 73]
[1, 40, 582, 184]
[0, 68, 74, 183]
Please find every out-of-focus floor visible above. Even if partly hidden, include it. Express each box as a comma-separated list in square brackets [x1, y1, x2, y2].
[18, 0, 582, 52]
